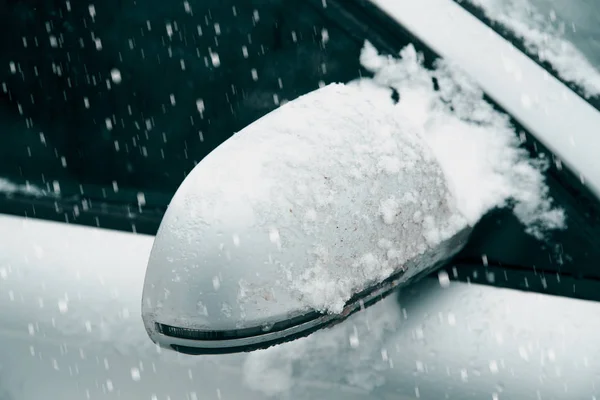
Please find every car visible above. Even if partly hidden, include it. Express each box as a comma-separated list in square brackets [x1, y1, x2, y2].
[1, 0, 600, 398]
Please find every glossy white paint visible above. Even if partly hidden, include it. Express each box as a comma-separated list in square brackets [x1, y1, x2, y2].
[2, 215, 600, 399]
[372, 0, 600, 198]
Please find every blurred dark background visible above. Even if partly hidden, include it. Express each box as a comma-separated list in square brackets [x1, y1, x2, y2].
[0, 0, 368, 197]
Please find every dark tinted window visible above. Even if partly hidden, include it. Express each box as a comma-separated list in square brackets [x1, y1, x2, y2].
[0, 0, 369, 207]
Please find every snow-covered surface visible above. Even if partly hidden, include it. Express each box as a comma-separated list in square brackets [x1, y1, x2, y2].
[464, 0, 600, 98]
[145, 82, 468, 327]
[2, 214, 600, 399]
[356, 42, 564, 238]
[371, 0, 600, 200]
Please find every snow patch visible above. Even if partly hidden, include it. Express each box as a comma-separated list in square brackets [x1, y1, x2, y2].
[0, 178, 49, 197]
[379, 197, 400, 224]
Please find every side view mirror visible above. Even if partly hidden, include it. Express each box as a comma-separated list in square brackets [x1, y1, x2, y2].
[141, 83, 472, 355]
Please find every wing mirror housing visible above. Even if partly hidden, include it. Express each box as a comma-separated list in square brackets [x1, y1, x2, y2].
[141, 84, 472, 354]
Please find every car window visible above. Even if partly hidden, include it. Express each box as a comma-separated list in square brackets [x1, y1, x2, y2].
[0, 2, 365, 191]
[457, 0, 600, 104]
[0, 0, 371, 233]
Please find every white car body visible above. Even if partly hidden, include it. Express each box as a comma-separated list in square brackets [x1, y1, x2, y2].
[2, 0, 600, 398]
[3, 216, 600, 399]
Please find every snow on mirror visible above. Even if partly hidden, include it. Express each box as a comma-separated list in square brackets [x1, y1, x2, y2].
[141, 41, 565, 355]
[141, 83, 470, 354]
